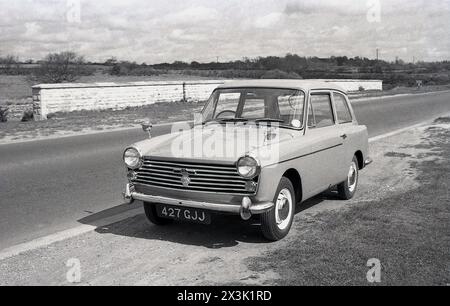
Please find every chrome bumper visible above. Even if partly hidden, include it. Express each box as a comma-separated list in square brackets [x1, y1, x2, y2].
[364, 157, 373, 167]
[124, 184, 274, 220]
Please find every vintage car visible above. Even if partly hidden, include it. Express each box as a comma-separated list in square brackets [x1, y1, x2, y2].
[123, 80, 372, 241]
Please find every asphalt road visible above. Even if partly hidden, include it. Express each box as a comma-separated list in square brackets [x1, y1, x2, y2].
[1, 91, 449, 249]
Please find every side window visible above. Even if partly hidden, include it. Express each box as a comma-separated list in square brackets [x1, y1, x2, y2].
[214, 92, 240, 119]
[308, 94, 335, 129]
[333, 93, 353, 124]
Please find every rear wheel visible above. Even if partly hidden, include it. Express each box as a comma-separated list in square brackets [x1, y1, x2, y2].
[337, 156, 359, 200]
[261, 177, 296, 241]
[143, 202, 174, 226]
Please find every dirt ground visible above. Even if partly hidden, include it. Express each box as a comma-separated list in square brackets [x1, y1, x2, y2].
[0, 118, 448, 286]
[248, 117, 450, 286]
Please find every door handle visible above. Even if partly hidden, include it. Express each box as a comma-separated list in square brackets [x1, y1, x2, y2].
[340, 134, 348, 140]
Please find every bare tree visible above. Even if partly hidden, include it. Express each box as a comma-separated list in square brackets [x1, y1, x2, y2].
[0, 55, 20, 74]
[31, 52, 90, 83]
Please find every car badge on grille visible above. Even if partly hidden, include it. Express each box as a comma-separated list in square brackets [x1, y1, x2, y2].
[180, 169, 191, 187]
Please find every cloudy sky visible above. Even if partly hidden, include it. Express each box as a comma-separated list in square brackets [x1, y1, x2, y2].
[0, 0, 449, 63]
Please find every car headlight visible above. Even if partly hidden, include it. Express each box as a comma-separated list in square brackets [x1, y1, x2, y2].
[123, 147, 142, 169]
[237, 156, 260, 179]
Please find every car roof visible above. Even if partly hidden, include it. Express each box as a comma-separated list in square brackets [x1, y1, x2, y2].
[217, 79, 347, 93]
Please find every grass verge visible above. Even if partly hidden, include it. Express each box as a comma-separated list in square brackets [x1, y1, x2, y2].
[0, 101, 204, 142]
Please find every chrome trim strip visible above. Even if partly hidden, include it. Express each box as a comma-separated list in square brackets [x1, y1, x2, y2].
[142, 166, 238, 175]
[265, 143, 344, 167]
[144, 156, 237, 166]
[136, 175, 246, 187]
[139, 168, 240, 179]
[143, 160, 236, 171]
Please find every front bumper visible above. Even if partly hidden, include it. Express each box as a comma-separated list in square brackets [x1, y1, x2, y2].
[123, 184, 274, 219]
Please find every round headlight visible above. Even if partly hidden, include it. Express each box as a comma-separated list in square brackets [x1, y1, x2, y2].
[124, 147, 142, 169]
[237, 156, 260, 179]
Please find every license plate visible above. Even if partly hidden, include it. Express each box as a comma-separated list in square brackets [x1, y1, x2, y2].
[156, 205, 211, 225]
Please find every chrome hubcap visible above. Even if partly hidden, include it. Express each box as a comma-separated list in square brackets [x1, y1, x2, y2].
[275, 189, 293, 230]
[348, 162, 358, 194]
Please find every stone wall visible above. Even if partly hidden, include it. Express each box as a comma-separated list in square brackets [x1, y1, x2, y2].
[32, 81, 225, 120]
[318, 79, 383, 92]
[32, 79, 383, 120]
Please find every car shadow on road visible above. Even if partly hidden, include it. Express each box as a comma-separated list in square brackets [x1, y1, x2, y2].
[296, 190, 341, 214]
[78, 191, 336, 249]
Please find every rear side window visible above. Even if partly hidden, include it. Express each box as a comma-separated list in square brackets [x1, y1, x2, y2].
[308, 94, 335, 128]
[333, 93, 353, 124]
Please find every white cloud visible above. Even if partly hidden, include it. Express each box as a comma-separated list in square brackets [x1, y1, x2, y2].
[0, 0, 448, 62]
[164, 6, 220, 25]
[169, 29, 207, 42]
[254, 13, 284, 28]
[23, 22, 41, 38]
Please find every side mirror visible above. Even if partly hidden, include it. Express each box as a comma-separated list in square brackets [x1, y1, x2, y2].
[140, 120, 153, 138]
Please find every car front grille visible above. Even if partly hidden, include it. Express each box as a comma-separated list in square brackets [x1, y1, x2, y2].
[134, 158, 258, 195]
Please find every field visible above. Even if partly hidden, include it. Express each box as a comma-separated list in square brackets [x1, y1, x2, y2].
[0, 75, 32, 102]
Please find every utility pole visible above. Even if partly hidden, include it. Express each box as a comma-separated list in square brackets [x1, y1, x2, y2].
[376, 48, 379, 61]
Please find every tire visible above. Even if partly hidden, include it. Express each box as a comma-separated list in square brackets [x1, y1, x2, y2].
[143, 202, 174, 226]
[337, 156, 359, 200]
[261, 177, 296, 241]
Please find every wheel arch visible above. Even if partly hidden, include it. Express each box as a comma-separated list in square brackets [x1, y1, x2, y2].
[355, 150, 364, 170]
[282, 168, 303, 204]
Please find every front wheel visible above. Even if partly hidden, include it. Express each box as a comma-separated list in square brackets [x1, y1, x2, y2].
[260, 177, 296, 241]
[337, 156, 359, 200]
[143, 202, 174, 226]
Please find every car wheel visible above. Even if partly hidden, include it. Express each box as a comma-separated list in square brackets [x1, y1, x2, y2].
[143, 202, 174, 226]
[260, 177, 296, 241]
[337, 156, 359, 200]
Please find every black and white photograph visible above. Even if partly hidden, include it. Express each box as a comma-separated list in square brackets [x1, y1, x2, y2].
[0, 0, 449, 290]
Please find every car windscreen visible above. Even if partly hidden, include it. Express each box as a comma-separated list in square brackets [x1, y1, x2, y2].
[202, 88, 305, 129]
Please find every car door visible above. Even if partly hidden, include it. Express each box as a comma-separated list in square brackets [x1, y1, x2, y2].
[331, 91, 358, 178]
[302, 91, 346, 195]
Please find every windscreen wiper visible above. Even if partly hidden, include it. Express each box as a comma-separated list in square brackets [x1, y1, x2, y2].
[255, 118, 285, 123]
[219, 118, 249, 123]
